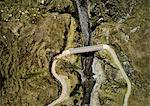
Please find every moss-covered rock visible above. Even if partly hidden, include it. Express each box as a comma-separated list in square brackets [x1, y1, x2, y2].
[93, 0, 150, 105]
[0, 7, 73, 105]
[0, 0, 149, 105]
[47, 0, 76, 13]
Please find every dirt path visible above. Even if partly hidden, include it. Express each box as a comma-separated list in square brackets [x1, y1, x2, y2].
[48, 44, 131, 106]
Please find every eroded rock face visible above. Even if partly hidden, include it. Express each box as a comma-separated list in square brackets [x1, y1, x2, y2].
[0, 0, 149, 106]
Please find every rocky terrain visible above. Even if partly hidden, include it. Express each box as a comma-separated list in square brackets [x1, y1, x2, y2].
[0, 0, 149, 106]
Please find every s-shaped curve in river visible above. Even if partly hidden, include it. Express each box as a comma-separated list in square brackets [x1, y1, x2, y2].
[48, 44, 131, 106]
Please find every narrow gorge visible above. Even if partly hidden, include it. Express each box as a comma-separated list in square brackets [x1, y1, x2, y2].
[0, 0, 149, 106]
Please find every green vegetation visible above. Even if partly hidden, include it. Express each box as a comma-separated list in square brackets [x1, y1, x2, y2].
[0, 0, 149, 105]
